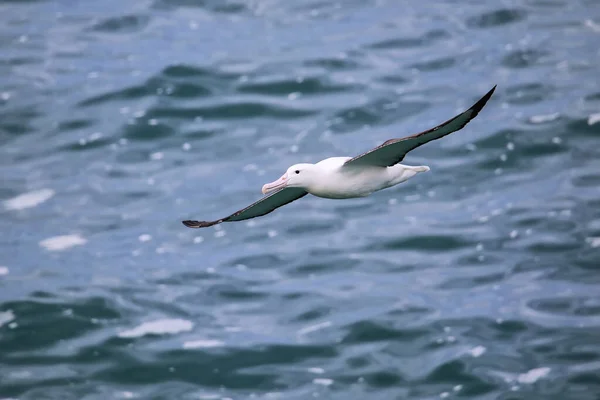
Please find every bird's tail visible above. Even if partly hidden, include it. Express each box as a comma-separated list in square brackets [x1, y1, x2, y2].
[417, 166, 430, 172]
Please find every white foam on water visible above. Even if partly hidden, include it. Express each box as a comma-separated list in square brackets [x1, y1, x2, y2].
[586, 237, 600, 248]
[118, 318, 193, 338]
[313, 378, 333, 386]
[4, 189, 54, 211]
[0, 266, 9, 276]
[588, 113, 600, 126]
[39, 234, 87, 251]
[298, 321, 332, 336]
[585, 19, 600, 32]
[517, 367, 550, 384]
[308, 367, 325, 374]
[468, 345, 486, 357]
[0, 310, 15, 328]
[183, 339, 224, 349]
[529, 113, 559, 124]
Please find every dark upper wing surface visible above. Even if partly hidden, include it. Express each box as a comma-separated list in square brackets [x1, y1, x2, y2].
[182, 187, 308, 228]
[343, 86, 496, 168]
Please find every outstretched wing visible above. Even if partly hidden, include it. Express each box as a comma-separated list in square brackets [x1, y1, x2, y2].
[343, 86, 496, 168]
[182, 187, 308, 228]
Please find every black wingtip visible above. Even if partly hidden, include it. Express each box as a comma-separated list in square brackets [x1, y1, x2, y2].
[182, 220, 219, 228]
[471, 85, 497, 115]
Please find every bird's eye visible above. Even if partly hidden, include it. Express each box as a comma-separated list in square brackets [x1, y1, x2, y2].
[295, 170, 300, 174]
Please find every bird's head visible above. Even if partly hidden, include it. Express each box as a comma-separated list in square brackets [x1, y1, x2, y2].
[262, 163, 315, 194]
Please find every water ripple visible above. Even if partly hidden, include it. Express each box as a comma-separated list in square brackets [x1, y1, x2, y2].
[2, 0, 600, 398]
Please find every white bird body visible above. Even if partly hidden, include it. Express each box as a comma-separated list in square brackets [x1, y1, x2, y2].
[304, 157, 429, 199]
[182, 86, 496, 229]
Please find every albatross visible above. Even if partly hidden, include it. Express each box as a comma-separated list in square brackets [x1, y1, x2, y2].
[183, 86, 496, 228]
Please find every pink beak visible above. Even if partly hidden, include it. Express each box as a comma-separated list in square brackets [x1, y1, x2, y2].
[262, 173, 288, 194]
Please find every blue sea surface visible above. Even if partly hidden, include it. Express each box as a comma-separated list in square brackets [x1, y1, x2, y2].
[1, 0, 600, 399]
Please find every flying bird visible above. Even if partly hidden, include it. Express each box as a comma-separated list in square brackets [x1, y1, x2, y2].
[183, 86, 496, 228]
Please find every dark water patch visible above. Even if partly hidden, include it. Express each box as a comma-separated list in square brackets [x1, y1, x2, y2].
[476, 139, 566, 171]
[122, 120, 174, 141]
[571, 172, 600, 188]
[291, 306, 330, 323]
[528, 296, 600, 317]
[96, 344, 337, 387]
[61, 136, 113, 152]
[439, 272, 506, 289]
[152, 0, 246, 13]
[365, 235, 471, 252]
[584, 92, 600, 102]
[207, 283, 268, 301]
[553, 349, 599, 363]
[472, 128, 517, 149]
[30, 291, 57, 299]
[309, 247, 346, 258]
[0, 55, 44, 66]
[527, 0, 567, 7]
[237, 76, 357, 96]
[525, 236, 580, 253]
[304, 56, 362, 71]
[285, 221, 340, 235]
[505, 83, 554, 105]
[90, 15, 150, 33]
[467, 8, 527, 28]
[78, 84, 154, 107]
[0, 378, 90, 400]
[182, 127, 223, 141]
[409, 56, 456, 72]
[426, 360, 497, 394]
[329, 99, 427, 134]
[166, 82, 212, 99]
[345, 354, 370, 369]
[502, 49, 548, 69]
[116, 148, 154, 163]
[387, 304, 432, 318]
[153, 271, 217, 285]
[568, 372, 600, 388]
[57, 118, 95, 132]
[468, 318, 538, 342]
[335, 370, 403, 387]
[457, 251, 504, 267]
[509, 206, 578, 236]
[573, 248, 600, 274]
[377, 74, 409, 84]
[366, 29, 449, 50]
[78, 78, 211, 107]
[228, 254, 283, 270]
[147, 102, 315, 121]
[547, 265, 600, 285]
[341, 320, 428, 344]
[288, 258, 360, 277]
[78, 64, 237, 108]
[565, 117, 600, 138]
[0, 106, 42, 136]
[163, 64, 239, 81]
[0, 297, 120, 352]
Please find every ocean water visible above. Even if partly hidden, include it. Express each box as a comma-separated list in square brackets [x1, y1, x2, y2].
[1, 0, 600, 399]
